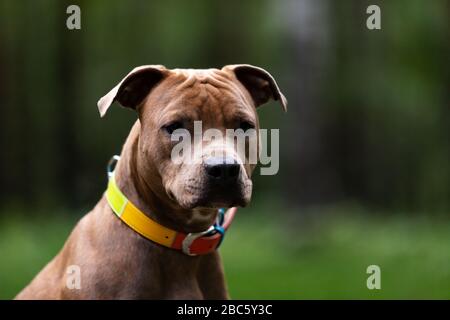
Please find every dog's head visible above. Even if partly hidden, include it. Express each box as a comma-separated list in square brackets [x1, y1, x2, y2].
[98, 65, 286, 211]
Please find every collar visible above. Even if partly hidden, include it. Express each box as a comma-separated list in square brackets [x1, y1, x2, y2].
[105, 156, 236, 256]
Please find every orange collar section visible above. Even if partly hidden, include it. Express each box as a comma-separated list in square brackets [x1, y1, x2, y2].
[105, 171, 236, 256]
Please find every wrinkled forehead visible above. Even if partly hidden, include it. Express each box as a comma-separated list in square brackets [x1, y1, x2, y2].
[143, 68, 257, 125]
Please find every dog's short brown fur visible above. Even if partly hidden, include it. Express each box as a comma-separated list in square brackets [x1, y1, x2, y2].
[16, 65, 286, 299]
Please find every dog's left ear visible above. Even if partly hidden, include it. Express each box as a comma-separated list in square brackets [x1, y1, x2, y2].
[224, 64, 287, 111]
[97, 65, 168, 117]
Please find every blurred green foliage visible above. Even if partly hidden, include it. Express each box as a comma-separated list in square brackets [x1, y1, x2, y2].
[1, 204, 450, 299]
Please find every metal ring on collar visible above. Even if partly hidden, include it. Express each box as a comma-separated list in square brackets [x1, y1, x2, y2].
[107, 155, 121, 178]
[182, 225, 216, 256]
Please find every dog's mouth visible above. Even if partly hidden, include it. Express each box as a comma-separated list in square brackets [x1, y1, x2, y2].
[166, 190, 176, 202]
[175, 179, 253, 210]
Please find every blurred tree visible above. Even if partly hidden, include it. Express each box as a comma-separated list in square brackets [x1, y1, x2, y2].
[0, 0, 448, 214]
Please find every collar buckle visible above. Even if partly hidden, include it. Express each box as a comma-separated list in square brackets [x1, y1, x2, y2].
[107, 155, 121, 179]
[181, 208, 227, 256]
[182, 225, 215, 256]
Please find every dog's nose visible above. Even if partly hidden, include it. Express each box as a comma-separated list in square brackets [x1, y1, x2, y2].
[204, 156, 240, 180]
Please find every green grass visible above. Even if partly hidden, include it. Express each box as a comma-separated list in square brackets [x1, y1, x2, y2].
[1, 205, 449, 299]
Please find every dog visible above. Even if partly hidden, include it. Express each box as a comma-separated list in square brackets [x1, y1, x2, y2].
[15, 64, 286, 299]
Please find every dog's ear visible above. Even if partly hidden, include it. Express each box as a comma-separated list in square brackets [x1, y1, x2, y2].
[224, 64, 287, 111]
[97, 65, 168, 117]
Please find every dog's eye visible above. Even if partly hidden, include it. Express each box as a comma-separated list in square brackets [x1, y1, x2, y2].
[162, 122, 184, 135]
[238, 121, 255, 131]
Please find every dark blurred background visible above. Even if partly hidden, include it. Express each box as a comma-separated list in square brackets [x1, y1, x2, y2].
[0, 0, 449, 299]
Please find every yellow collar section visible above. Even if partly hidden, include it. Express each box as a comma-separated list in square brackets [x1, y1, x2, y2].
[105, 173, 235, 256]
[106, 174, 179, 247]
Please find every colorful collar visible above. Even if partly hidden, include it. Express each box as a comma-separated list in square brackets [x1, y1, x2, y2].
[105, 156, 236, 256]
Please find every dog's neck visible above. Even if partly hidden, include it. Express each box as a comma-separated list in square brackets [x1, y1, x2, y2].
[113, 121, 218, 234]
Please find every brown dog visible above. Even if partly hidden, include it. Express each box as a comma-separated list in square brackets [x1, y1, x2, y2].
[15, 64, 286, 299]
